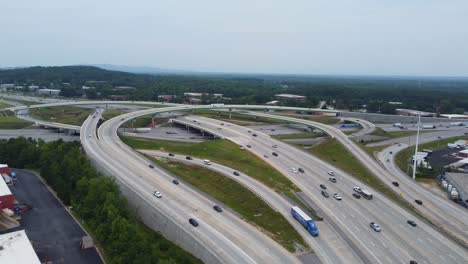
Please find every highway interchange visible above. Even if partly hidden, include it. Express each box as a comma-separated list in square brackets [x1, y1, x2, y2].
[2, 98, 468, 264]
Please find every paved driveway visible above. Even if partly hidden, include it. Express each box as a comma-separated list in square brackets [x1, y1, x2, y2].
[5, 170, 103, 264]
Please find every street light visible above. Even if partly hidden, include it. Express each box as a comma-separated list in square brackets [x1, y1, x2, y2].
[412, 115, 421, 180]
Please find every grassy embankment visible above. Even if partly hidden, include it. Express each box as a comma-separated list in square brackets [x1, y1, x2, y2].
[151, 158, 308, 252]
[308, 138, 428, 219]
[395, 136, 468, 179]
[271, 131, 325, 140]
[29, 106, 93, 126]
[190, 109, 286, 125]
[0, 102, 32, 128]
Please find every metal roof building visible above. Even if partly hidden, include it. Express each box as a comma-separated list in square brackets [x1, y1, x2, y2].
[0, 230, 41, 264]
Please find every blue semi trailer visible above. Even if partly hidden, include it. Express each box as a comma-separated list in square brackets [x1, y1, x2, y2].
[291, 206, 318, 237]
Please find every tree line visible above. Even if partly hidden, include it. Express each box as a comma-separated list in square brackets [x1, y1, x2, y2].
[1, 66, 467, 113]
[0, 137, 201, 264]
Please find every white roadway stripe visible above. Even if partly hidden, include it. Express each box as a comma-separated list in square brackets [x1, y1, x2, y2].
[82, 115, 261, 264]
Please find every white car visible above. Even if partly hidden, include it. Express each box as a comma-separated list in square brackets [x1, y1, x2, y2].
[333, 193, 342, 200]
[291, 167, 298, 173]
[353, 186, 362, 193]
[153, 191, 162, 198]
[327, 170, 335, 176]
[370, 222, 382, 232]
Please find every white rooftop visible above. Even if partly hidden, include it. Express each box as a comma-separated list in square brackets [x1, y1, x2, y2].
[0, 230, 40, 264]
[459, 149, 468, 154]
[0, 164, 8, 169]
[0, 174, 12, 197]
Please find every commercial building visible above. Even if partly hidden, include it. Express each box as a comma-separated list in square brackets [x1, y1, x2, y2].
[458, 149, 468, 159]
[274, 94, 306, 100]
[37, 89, 61, 96]
[0, 170, 14, 210]
[396, 108, 434, 117]
[0, 230, 41, 264]
[0, 164, 10, 174]
[441, 114, 468, 120]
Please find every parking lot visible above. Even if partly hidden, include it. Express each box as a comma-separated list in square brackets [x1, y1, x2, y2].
[5, 170, 102, 264]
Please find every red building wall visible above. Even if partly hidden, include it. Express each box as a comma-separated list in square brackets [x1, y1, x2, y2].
[0, 194, 14, 210]
[0, 166, 10, 175]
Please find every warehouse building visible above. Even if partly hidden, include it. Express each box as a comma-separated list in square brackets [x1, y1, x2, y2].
[0, 230, 41, 264]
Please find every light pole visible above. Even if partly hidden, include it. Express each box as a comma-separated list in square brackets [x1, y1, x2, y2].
[412, 115, 421, 180]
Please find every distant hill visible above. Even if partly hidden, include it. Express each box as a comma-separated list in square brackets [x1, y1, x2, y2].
[90, 64, 196, 75]
[0, 65, 155, 86]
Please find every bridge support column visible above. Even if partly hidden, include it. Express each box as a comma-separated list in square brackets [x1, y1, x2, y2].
[229, 108, 232, 119]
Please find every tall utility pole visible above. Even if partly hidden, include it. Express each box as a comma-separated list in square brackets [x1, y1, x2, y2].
[412, 115, 421, 180]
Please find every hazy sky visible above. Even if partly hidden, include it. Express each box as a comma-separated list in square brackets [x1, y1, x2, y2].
[1, 0, 467, 76]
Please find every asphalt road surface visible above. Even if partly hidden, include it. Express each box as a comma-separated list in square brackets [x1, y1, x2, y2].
[81, 109, 300, 264]
[141, 150, 362, 264]
[179, 115, 468, 264]
[6, 170, 102, 264]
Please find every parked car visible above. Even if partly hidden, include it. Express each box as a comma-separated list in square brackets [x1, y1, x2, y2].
[149, 164, 154, 168]
[233, 171, 240, 176]
[298, 168, 304, 173]
[392, 181, 399, 187]
[213, 205, 223, 212]
[272, 152, 278, 156]
[320, 184, 327, 189]
[352, 193, 361, 199]
[407, 220, 417, 227]
[172, 179, 179, 185]
[153, 191, 162, 198]
[327, 170, 335, 176]
[329, 177, 337, 183]
[186, 156, 192, 160]
[415, 199, 423, 205]
[321, 190, 329, 198]
[333, 193, 342, 200]
[189, 218, 199, 227]
[370, 222, 381, 232]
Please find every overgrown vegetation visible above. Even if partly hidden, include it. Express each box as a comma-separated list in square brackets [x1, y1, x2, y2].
[29, 106, 93, 126]
[153, 158, 308, 252]
[0, 138, 201, 264]
[395, 136, 468, 179]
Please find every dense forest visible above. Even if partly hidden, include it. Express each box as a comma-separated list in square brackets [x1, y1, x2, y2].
[0, 138, 201, 264]
[1, 66, 468, 114]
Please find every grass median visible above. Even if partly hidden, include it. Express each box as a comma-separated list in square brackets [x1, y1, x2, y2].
[152, 158, 308, 252]
[272, 132, 325, 140]
[0, 115, 33, 129]
[29, 106, 93, 126]
[122, 136, 322, 220]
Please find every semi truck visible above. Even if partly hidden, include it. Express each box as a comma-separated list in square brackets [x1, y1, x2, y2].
[291, 206, 318, 237]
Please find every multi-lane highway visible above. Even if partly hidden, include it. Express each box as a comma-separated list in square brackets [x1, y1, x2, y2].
[5, 98, 468, 263]
[239, 111, 468, 247]
[81, 107, 301, 264]
[141, 150, 362, 264]
[174, 115, 468, 264]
